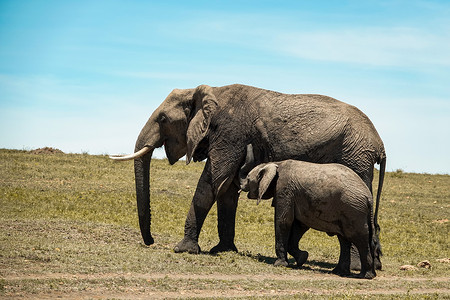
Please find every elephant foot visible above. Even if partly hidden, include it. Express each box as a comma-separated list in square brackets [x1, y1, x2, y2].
[173, 238, 201, 254]
[355, 270, 376, 280]
[274, 258, 289, 267]
[332, 265, 351, 277]
[143, 235, 155, 246]
[209, 241, 238, 254]
[374, 256, 382, 270]
[293, 250, 309, 267]
[350, 246, 382, 271]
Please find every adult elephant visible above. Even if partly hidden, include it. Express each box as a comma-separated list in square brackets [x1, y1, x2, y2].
[111, 84, 386, 268]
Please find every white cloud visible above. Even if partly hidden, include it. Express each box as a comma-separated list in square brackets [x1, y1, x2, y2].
[274, 27, 450, 67]
[166, 7, 450, 69]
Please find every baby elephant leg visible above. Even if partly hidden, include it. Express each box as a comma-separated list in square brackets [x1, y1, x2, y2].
[288, 220, 309, 267]
[274, 199, 294, 267]
[333, 235, 352, 276]
[353, 237, 376, 279]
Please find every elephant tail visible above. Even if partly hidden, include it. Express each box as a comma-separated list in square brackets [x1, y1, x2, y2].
[374, 152, 386, 235]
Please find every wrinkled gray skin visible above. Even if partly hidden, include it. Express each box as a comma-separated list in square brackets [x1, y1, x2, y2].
[241, 159, 377, 279]
[122, 84, 385, 269]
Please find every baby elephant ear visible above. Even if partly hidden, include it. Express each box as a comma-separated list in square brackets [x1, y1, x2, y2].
[186, 85, 218, 163]
[257, 163, 278, 204]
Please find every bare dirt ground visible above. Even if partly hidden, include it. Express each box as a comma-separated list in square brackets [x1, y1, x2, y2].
[2, 272, 449, 299]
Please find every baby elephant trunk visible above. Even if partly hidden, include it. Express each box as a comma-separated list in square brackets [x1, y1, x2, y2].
[239, 144, 255, 191]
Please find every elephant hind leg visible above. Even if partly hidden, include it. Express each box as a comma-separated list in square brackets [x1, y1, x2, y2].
[288, 220, 309, 267]
[333, 235, 351, 276]
[373, 236, 383, 270]
[353, 236, 376, 279]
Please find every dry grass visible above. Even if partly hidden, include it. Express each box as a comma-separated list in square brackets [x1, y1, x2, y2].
[0, 149, 449, 299]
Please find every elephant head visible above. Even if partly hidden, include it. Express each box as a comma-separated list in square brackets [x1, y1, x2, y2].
[110, 85, 218, 245]
[244, 163, 278, 204]
[239, 144, 277, 204]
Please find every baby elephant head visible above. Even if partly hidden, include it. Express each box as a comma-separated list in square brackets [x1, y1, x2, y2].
[245, 163, 279, 204]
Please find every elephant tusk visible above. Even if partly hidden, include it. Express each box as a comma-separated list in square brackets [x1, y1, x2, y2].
[109, 146, 152, 161]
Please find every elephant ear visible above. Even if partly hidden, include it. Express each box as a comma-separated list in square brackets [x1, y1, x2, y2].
[186, 85, 218, 164]
[257, 163, 278, 204]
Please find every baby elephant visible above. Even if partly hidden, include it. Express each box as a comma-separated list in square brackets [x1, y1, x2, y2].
[241, 159, 377, 279]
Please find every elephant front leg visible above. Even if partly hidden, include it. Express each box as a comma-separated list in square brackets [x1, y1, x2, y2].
[274, 198, 294, 267]
[174, 161, 215, 254]
[210, 182, 240, 253]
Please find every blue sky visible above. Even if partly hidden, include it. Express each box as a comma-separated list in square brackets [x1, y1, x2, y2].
[1, 1, 449, 174]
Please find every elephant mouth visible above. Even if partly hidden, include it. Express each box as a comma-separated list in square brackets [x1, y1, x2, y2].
[163, 140, 180, 165]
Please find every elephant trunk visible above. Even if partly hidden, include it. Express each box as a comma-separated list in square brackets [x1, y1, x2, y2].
[133, 114, 164, 246]
[110, 143, 156, 245]
[134, 147, 155, 245]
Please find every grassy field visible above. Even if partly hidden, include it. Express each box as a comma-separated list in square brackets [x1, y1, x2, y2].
[0, 149, 449, 299]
